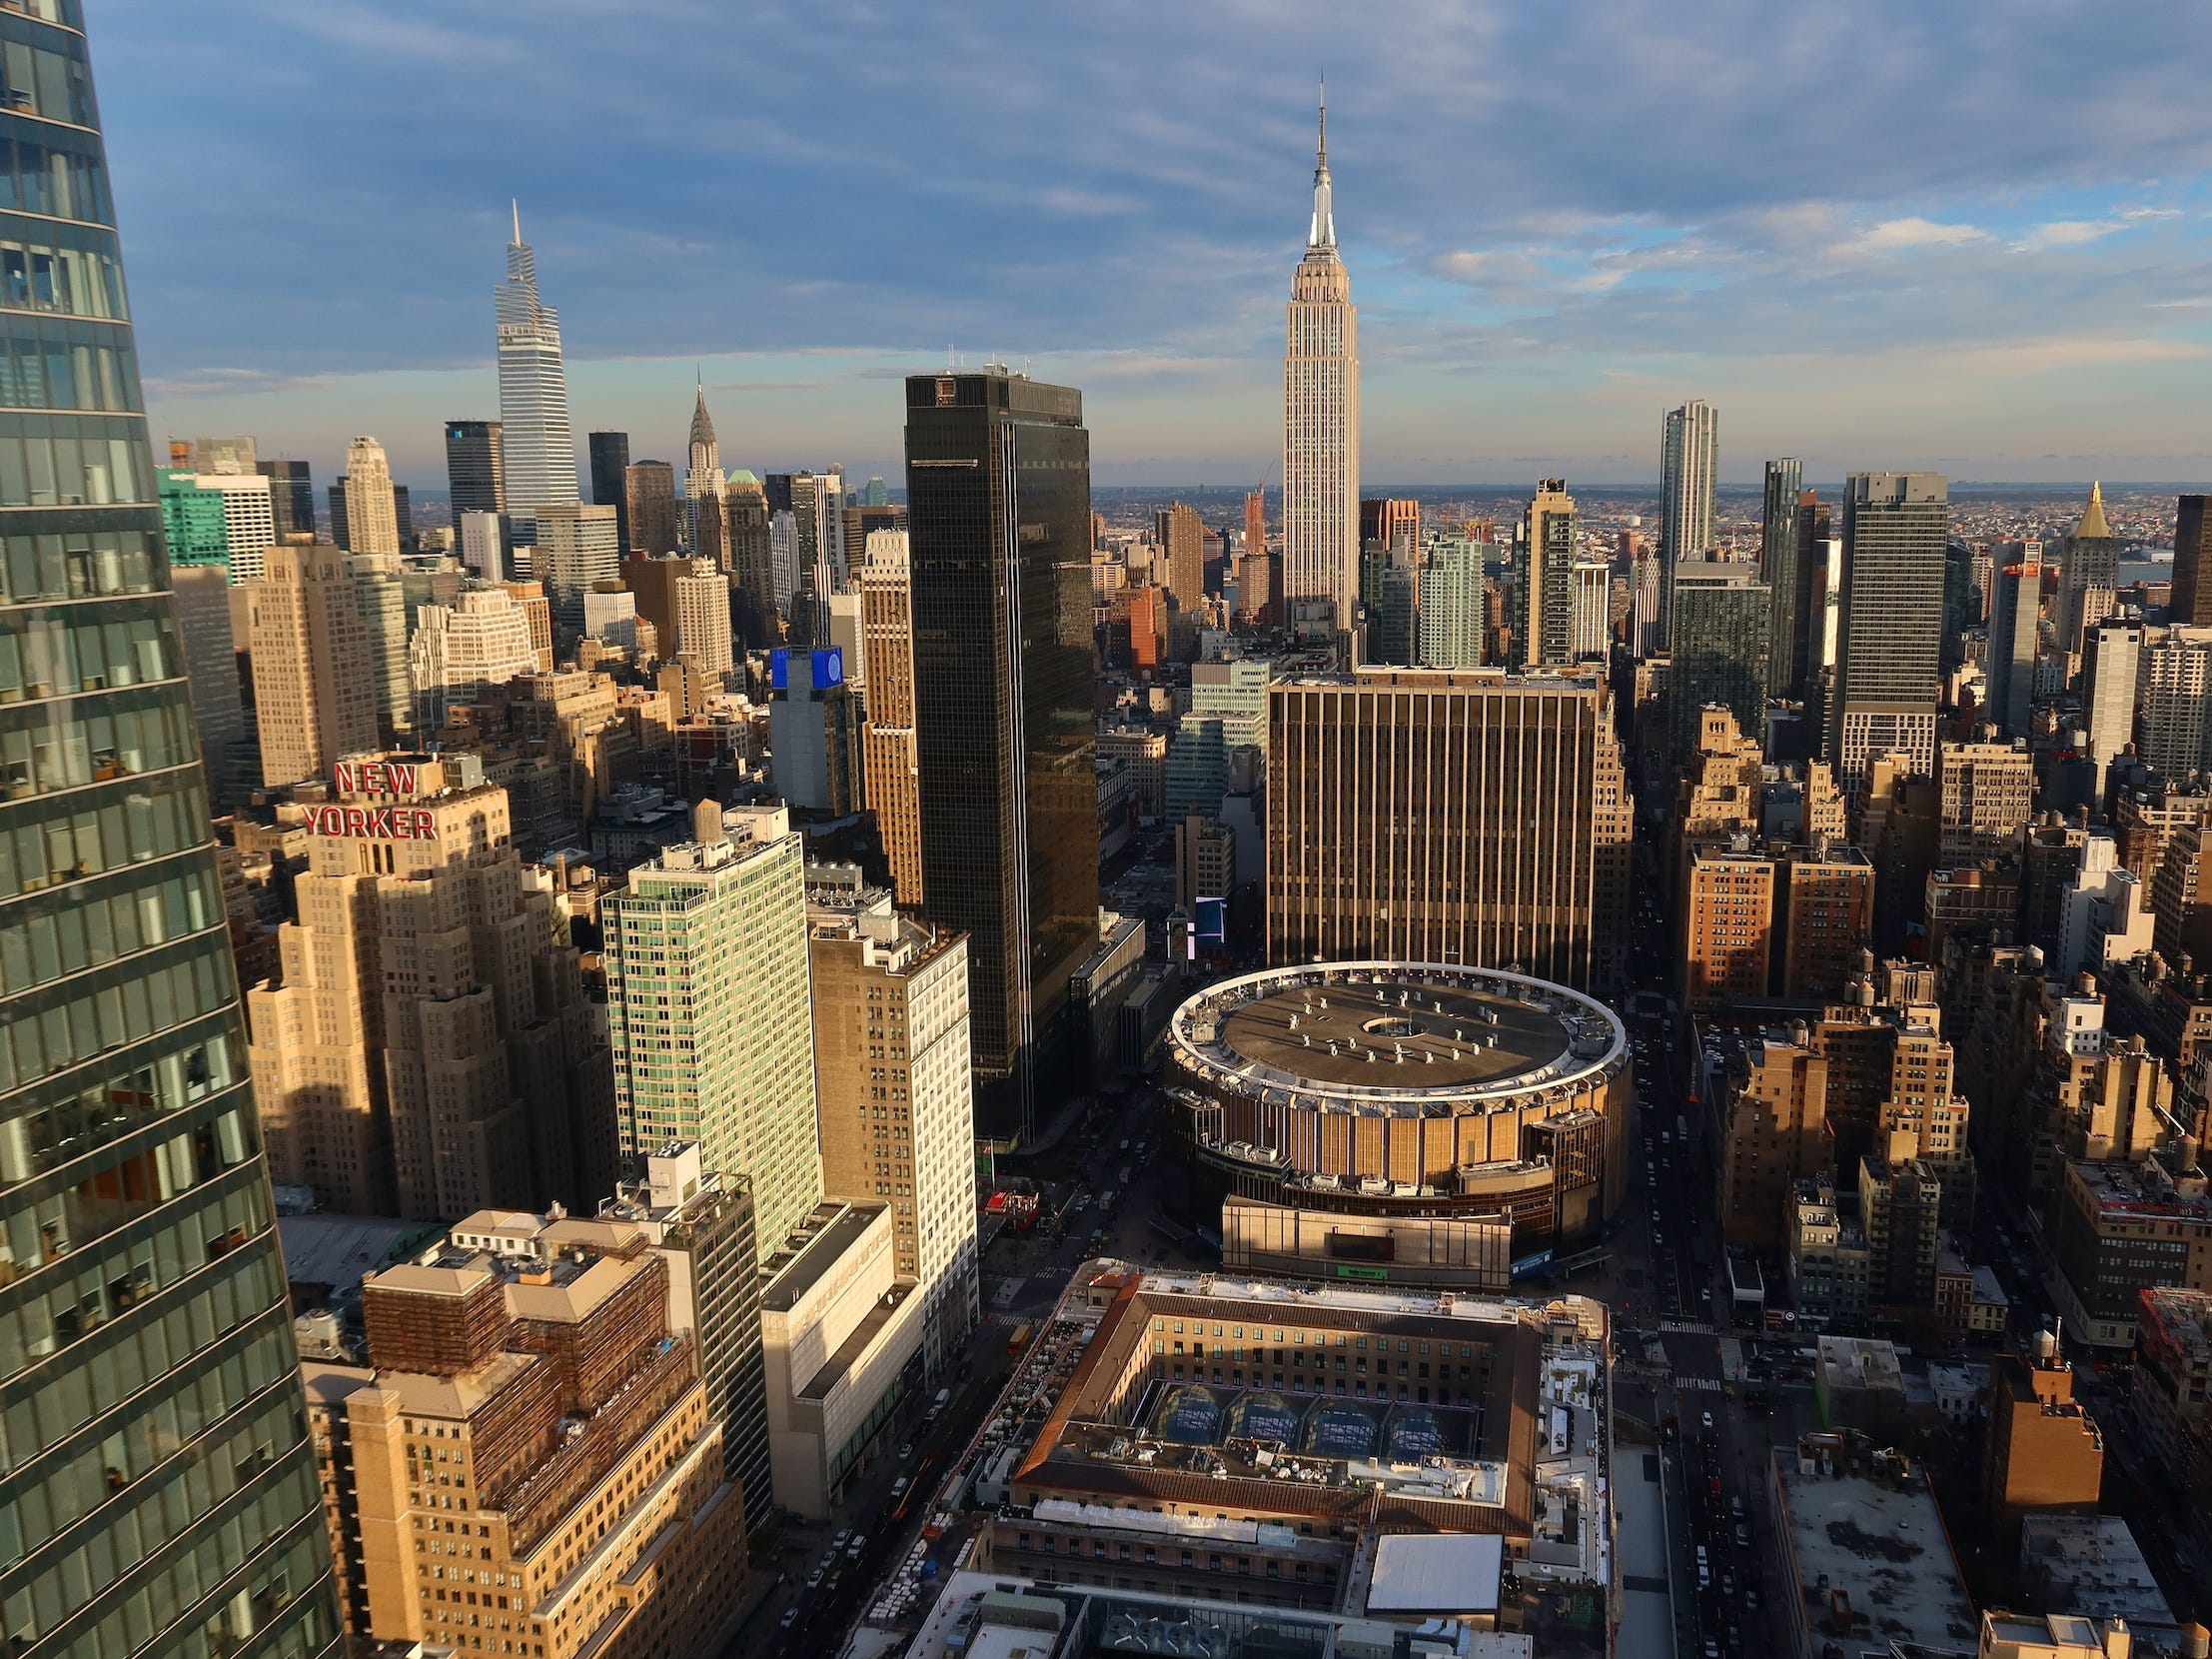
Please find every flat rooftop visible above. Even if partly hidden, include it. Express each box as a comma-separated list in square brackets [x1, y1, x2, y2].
[1221, 978, 1573, 1089]
[761, 1201, 886, 1312]
[1774, 1448, 1976, 1652]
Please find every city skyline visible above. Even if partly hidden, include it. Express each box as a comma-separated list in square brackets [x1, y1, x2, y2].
[99, 4, 2212, 488]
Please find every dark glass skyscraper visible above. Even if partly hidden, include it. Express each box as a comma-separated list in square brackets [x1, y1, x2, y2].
[255, 458, 314, 540]
[906, 371, 1096, 1147]
[0, 9, 342, 1659]
[587, 429, 629, 550]
[1758, 457, 1802, 698]
[1825, 472, 1949, 791]
[443, 417, 505, 515]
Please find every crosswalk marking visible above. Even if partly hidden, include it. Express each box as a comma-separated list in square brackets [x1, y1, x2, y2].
[1671, 1375, 1722, 1392]
[1659, 1319, 1714, 1335]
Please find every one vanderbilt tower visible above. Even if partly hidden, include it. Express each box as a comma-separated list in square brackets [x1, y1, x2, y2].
[1282, 87, 1360, 634]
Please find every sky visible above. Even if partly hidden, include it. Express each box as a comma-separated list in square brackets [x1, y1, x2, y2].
[100, 0, 2212, 492]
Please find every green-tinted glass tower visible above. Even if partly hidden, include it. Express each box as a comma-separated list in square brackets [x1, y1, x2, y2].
[0, 10, 343, 1659]
[156, 468, 230, 567]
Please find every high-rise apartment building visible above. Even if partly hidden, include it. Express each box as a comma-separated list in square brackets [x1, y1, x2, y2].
[684, 381, 722, 558]
[1682, 840, 1775, 1011]
[352, 553, 411, 742]
[1359, 496, 1420, 557]
[671, 563, 733, 680]
[161, 468, 277, 584]
[2173, 495, 2212, 628]
[1826, 472, 1949, 791]
[1761, 457, 1804, 694]
[257, 456, 315, 539]
[604, 804, 823, 1251]
[1940, 732, 2036, 864]
[725, 470, 777, 646]
[247, 755, 615, 1218]
[2081, 619, 2141, 799]
[1570, 560, 1611, 660]
[1779, 844, 1875, 999]
[586, 427, 630, 549]
[1985, 540, 2044, 738]
[249, 538, 381, 786]
[495, 208, 578, 534]
[907, 370, 1097, 1145]
[1669, 557, 1771, 760]
[624, 458, 678, 555]
[1157, 501, 1205, 614]
[2135, 627, 2212, 780]
[1267, 667, 1634, 987]
[1659, 397, 1717, 639]
[305, 1216, 747, 1657]
[534, 502, 621, 634]
[341, 435, 401, 559]
[1417, 536, 1485, 667]
[859, 529, 924, 904]
[805, 886, 978, 1377]
[444, 417, 506, 516]
[1719, 1026, 1832, 1248]
[1281, 100, 1359, 628]
[0, 18, 343, 1655]
[1514, 478, 1579, 668]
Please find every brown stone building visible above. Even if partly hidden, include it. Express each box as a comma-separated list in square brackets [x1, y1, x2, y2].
[1718, 1026, 1833, 1248]
[304, 1221, 746, 1659]
[1984, 1339, 2105, 1549]
[1779, 844, 1876, 998]
[1939, 732, 2034, 864]
[1267, 667, 1633, 989]
[1682, 840, 1775, 1011]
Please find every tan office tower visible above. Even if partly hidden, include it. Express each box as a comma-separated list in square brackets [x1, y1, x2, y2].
[671, 563, 734, 679]
[1267, 666, 1633, 987]
[1156, 501, 1206, 612]
[805, 884, 978, 1378]
[246, 755, 616, 1217]
[860, 529, 925, 904]
[725, 470, 779, 647]
[305, 1221, 746, 1657]
[250, 536, 380, 787]
[342, 434, 401, 558]
[1282, 96, 1359, 627]
[625, 458, 679, 554]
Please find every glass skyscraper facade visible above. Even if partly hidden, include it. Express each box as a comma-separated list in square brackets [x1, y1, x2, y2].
[0, 9, 341, 1659]
[905, 370, 1096, 1148]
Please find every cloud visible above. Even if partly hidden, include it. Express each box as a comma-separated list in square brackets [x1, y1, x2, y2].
[1830, 217, 1991, 257]
[96, 0, 2212, 482]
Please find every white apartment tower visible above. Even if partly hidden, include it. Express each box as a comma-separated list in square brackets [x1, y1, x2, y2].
[197, 471, 276, 583]
[342, 436, 401, 559]
[604, 804, 823, 1256]
[1282, 93, 1360, 631]
[496, 205, 579, 533]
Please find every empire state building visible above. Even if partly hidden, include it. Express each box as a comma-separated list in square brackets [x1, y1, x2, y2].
[1282, 93, 1360, 630]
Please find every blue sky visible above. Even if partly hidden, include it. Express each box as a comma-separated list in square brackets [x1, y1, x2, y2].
[100, 0, 2212, 491]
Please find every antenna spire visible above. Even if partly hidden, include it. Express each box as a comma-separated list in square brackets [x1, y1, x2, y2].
[1307, 77, 1337, 251]
[511, 199, 521, 243]
[1319, 74, 1327, 165]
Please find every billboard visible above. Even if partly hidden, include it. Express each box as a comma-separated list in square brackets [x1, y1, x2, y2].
[769, 646, 844, 691]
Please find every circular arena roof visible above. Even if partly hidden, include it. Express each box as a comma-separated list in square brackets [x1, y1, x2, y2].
[1168, 961, 1626, 1110]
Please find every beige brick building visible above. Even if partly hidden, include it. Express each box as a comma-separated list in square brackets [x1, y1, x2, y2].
[248, 535, 380, 787]
[303, 1219, 746, 1659]
[858, 530, 924, 904]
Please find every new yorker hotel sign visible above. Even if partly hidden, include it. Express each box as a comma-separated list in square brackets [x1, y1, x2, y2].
[305, 760, 436, 838]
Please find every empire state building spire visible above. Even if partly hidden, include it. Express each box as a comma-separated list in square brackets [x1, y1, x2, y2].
[1310, 81, 1336, 252]
[1283, 81, 1360, 633]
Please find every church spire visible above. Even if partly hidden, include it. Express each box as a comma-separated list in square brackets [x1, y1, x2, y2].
[1308, 78, 1336, 252]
